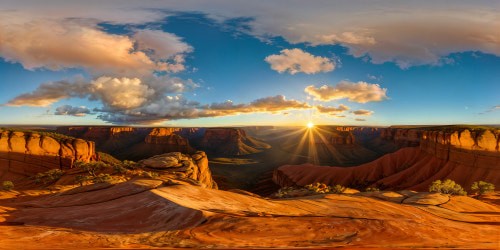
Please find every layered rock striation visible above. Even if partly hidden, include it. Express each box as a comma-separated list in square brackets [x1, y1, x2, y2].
[0, 129, 96, 180]
[274, 128, 500, 191]
[139, 151, 217, 189]
[200, 128, 270, 155]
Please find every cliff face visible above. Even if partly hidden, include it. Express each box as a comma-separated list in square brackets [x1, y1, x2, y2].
[200, 128, 270, 155]
[144, 128, 190, 150]
[273, 128, 500, 191]
[56, 126, 139, 141]
[139, 151, 217, 189]
[0, 130, 96, 180]
[57, 126, 196, 160]
[328, 133, 355, 145]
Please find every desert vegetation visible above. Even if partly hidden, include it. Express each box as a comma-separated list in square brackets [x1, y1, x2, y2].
[471, 181, 495, 196]
[429, 179, 467, 196]
[2, 181, 14, 191]
[274, 182, 346, 198]
[33, 169, 65, 185]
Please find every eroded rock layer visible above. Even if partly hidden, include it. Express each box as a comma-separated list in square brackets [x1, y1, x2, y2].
[0, 129, 96, 181]
[139, 151, 217, 189]
[274, 128, 500, 191]
[200, 128, 270, 155]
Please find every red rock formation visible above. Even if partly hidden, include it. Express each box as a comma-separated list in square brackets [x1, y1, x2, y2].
[328, 132, 355, 145]
[200, 128, 270, 155]
[274, 147, 500, 192]
[144, 128, 188, 147]
[0, 129, 96, 181]
[274, 128, 500, 191]
[139, 151, 217, 189]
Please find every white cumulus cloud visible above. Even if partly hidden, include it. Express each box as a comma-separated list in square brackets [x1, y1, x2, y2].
[265, 48, 335, 74]
[305, 81, 388, 103]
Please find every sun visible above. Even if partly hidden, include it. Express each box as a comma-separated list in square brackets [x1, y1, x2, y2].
[307, 121, 314, 128]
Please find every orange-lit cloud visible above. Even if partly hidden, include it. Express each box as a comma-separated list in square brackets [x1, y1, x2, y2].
[305, 81, 388, 103]
[5, 76, 197, 108]
[265, 49, 335, 74]
[0, 19, 191, 77]
[315, 104, 350, 114]
[351, 109, 374, 116]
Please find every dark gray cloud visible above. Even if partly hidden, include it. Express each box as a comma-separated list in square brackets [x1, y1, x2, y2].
[54, 105, 92, 116]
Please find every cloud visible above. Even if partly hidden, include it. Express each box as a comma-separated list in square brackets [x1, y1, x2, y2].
[265, 48, 335, 74]
[480, 105, 500, 114]
[89, 77, 155, 110]
[351, 109, 374, 116]
[2, 1, 500, 68]
[6, 77, 311, 124]
[98, 95, 311, 124]
[54, 105, 91, 116]
[305, 81, 388, 103]
[315, 104, 350, 114]
[355, 118, 366, 121]
[5, 76, 197, 108]
[0, 19, 191, 77]
[5, 79, 89, 107]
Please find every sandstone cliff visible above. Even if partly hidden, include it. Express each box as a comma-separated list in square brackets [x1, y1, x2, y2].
[274, 128, 500, 191]
[0, 129, 96, 181]
[57, 126, 197, 160]
[200, 128, 270, 155]
[139, 151, 217, 189]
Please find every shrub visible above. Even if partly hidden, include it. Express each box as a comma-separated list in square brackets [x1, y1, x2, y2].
[142, 171, 159, 178]
[274, 182, 347, 198]
[365, 187, 380, 192]
[122, 160, 139, 169]
[113, 164, 128, 174]
[471, 181, 495, 195]
[92, 173, 112, 184]
[34, 169, 64, 185]
[2, 181, 14, 191]
[75, 175, 91, 186]
[429, 179, 467, 196]
[76, 161, 109, 176]
[97, 152, 121, 165]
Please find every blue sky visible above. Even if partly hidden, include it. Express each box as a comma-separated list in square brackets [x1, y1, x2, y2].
[0, 1, 499, 126]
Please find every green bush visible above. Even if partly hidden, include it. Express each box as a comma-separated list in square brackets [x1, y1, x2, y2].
[429, 179, 467, 196]
[75, 161, 109, 176]
[113, 164, 128, 174]
[92, 173, 111, 183]
[75, 175, 91, 186]
[34, 169, 64, 185]
[275, 182, 347, 198]
[365, 187, 380, 192]
[471, 181, 495, 195]
[2, 181, 14, 191]
[122, 160, 139, 169]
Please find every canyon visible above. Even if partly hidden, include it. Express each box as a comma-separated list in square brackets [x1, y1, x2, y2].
[0, 125, 499, 249]
[274, 127, 500, 192]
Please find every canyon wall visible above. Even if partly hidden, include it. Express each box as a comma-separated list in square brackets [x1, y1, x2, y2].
[200, 128, 270, 155]
[273, 127, 500, 191]
[0, 129, 96, 180]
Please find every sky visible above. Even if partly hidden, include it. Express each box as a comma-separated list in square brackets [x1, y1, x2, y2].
[0, 0, 499, 127]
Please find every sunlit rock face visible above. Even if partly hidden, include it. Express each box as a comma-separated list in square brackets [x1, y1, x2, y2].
[144, 128, 190, 150]
[0, 129, 97, 180]
[274, 128, 500, 192]
[139, 151, 217, 189]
